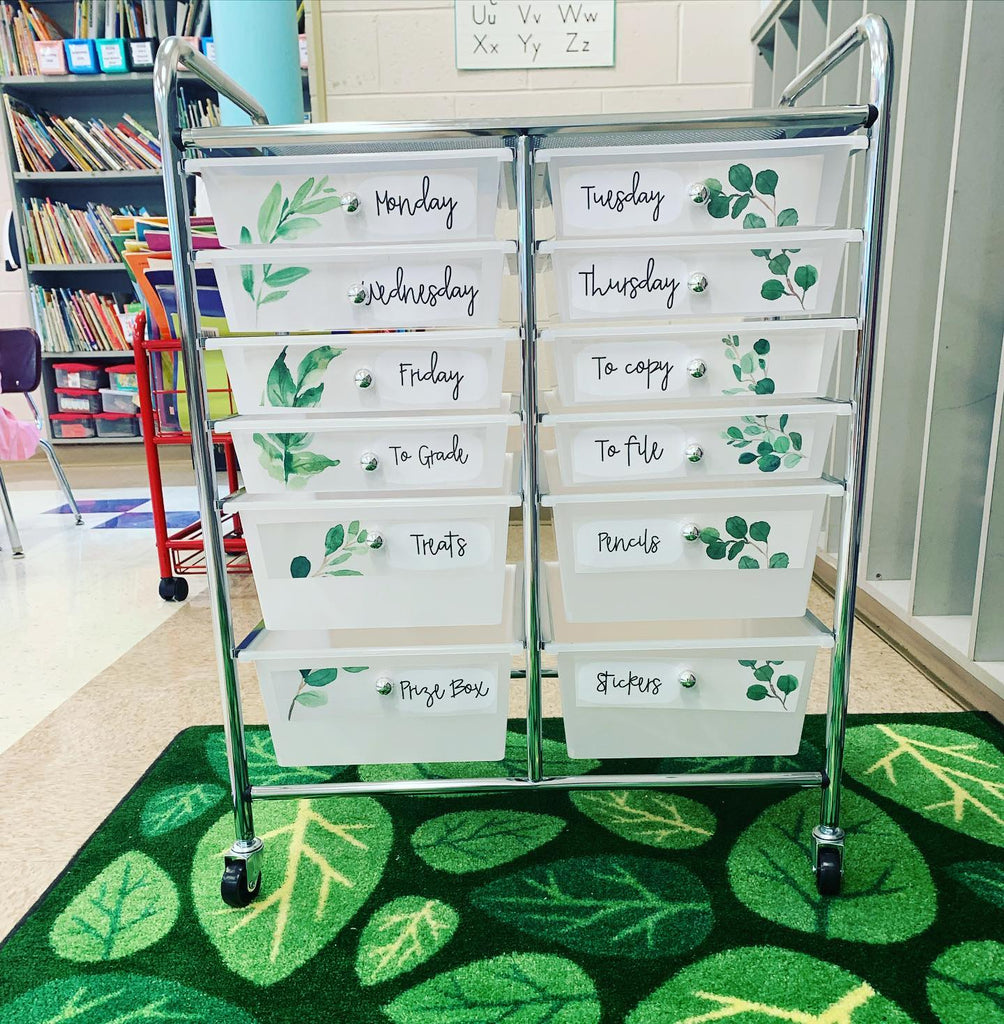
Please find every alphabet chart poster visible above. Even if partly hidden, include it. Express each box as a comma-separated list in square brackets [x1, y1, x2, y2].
[455, 1, 615, 69]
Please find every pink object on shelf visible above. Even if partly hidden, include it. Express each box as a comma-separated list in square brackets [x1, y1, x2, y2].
[144, 230, 221, 252]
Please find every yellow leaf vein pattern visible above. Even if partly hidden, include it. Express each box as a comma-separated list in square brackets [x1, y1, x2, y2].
[679, 981, 875, 1024]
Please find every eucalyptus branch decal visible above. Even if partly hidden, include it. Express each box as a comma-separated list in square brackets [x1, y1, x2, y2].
[263, 344, 344, 409]
[755, 248, 818, 309]
[288, 665, 369, 721]
[290, 521, 373, 579]
[252, 432, 339, 487]
[239, 177, 345, 315]
[703, 164, 798, 228]
[697, 516, 789, 569]
[721, 335, 775, 396]
[740, 659, 799, 709]
[722, 412, 805, 473]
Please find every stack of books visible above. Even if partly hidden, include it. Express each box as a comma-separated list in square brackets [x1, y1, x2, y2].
[3, 96, 161, 172]
[74, 0, 152, 39]
[20, 197, 128, 265]
[178, 87, 219, 132]
[31, 285, 133, 352]
[0, 2, 63, 76]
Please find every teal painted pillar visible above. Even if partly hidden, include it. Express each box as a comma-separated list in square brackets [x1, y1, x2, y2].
[209, 0, 304, 126]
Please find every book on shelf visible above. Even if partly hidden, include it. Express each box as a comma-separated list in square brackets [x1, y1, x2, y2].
[0, 2, 64, 76]
[74, 0, 154, 40]
[31, 284, 133, 353]
[178, 87, 219, 131]
[20, 197, 142, 265]
[3, 95, 161, 172]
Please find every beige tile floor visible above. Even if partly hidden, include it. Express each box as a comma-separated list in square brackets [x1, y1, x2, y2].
[0, 448, 962, 939]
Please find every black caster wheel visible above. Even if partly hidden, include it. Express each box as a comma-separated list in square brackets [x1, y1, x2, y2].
[221, 861, 262, 908]
[816, 846, 843, 896]
[158, 577, 190, 602]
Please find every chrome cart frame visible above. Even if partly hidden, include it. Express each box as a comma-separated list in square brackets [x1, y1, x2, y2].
[153, 13, 892, 904]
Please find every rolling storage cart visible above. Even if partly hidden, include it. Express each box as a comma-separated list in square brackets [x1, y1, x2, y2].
[154, 14, 892, 906]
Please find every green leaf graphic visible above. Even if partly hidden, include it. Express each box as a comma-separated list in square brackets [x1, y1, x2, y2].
[729, 163, 753, 192]
[296, 344, 343, 392]
[794, 264, 819, 291]
[266, 348, 296, 408]
[727, 789, 935, 943]
[473, 856, 712, 959]
[0, 974, 261, 1024]
[947, 861, 1004, 908]
[290, 555, 311, 578]
[206, 729, 343, 786]
[193, 797, 392, 985]
[325, 524, 345, 554]
[264, 266, 311, 289]
[755, 168, 778, 196]
[750, 519, 771, 542]
[778, 207, 799, 226]
[412, 811, 564, 873]
[383, 953, 600, 1024]
[928, 941, 1004, 1024]
[49, 852, 179, 962]
[139, 783, 225, 838]
[257, 182, 282, 242]
[627, 947, 917, 1024]
[708, 193, 731, 218]
[762, 279, 785, 300]
[844, 722, 1004, 847]
[570, 790, 715, 849]
[743, 212, 767, 229]
[275, 216, 322, 240]
[356, 897, 458, 987]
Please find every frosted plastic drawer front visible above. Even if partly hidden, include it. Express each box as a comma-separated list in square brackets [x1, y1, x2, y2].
[541, 230, 859, 321]
[540, 137, 864, 238]
[225, 413, 515, 495]
[188, 149, 510, 246]
[199, 241, 513, 332]
[544, 482, 841, 622]
[543, 319, 852, 406]
[244, 635, 515, 766]
[547, 402, 846, 487]
[232, 493, 515, 630]
[207, 330, 515, 415]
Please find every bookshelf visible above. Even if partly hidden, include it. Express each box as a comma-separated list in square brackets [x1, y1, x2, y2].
[0, 0, 308, 446]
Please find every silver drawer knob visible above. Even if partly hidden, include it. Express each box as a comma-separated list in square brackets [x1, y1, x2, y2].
[374, 676, 393, 696]
[360, 451, 379, 472]
[685, 444, 704, 463]
[678, 671, 698, 689]
[681, 522, 701, 542]
[365, 531, 384, 550]
[687, 272, 708, 294]
[354, 368, 374, 390]
[341, 191, 360, 214]
[687, 182, 710, 205]
[686, 359, 707, 379]
[347, 282, 366, 304]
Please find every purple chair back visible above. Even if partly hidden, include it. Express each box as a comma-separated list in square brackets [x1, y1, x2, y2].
[0, 329, 41, 394]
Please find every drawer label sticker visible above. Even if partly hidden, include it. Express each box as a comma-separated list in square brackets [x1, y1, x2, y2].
[386, 520, 493, 570]
[393, 667, 498, 715]
[575, 660, 689, 707]
[561, 167, 683, 231]
[375, 348, 491, 405]
[571, 340, 689, 399]
[368, 170, 477, 235]
[574, 518, 682, 570]
[361, 262, 483, 320]
[570, 426, 684, 480]
[575, 255, 684, 314]
[379, 430, 486, 485]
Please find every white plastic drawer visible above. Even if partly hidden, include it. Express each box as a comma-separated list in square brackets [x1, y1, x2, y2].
[206, 330, 516, 415]
[188, 149, 510, 246]
[223, 412, 515, 496]
[540, 230, 859, 321]
[540, 136, 865, 238]
[543, 481, 842, 622]
[543, 582, 831, 759]
[198, 241, 514, 333]
[545, 401, 847, 487]
[542, 319, 852, 407]
[231, 492, 516, 630]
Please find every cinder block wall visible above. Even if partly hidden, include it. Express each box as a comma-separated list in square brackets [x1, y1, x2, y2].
[310, 0, 758, 121]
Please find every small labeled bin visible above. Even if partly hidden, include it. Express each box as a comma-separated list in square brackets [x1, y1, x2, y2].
[63, 39, 99, 74]
[50, 413, 96, 438]
[94, 412, 140, 437]
[95, 38, 129, 73]
[127, 38, 157, 69]
[106, 362, 138, 391]
[53, 363, 103, 390]
[54, 388, 103, 413]
[33, 39, 67, 75]
[100, 388, 140, 414]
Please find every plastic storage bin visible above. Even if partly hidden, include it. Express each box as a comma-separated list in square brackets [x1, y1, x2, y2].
[54, 388, 102, 414]
[94, 412, 140, 437]
[542, 319, 854, 407]
[188, 148, 512, 247]
[230, 491, 517, 631]
[539, 136, 866, 238]
[100, 388, 140, 414]
[106, 363, 138, 391]
[50, 413, 96, 438]
[206, 330, 517, 416]
[542, 479, 843, 622]
[198, 241, 515, 333]
[224, 412, 516, 496]
[53, 363, 103, 390]
[540, 230, 860, 320]
[239, 566, 522, 766]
